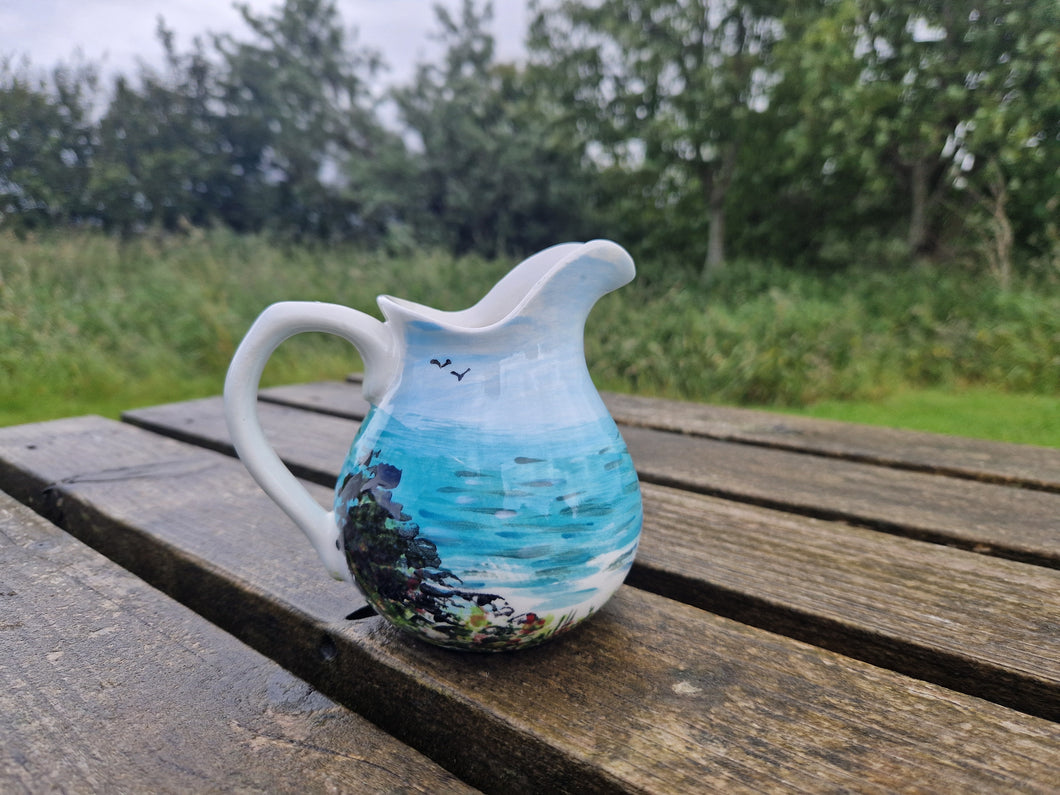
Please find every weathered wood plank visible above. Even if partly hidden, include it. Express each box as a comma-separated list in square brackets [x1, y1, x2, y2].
[622, 424, 1060, 566]
[261, 379, 372, 419]
[262, 379, 1060, 491]
[0, 414, 360, 624]
[126, 396, 1060, 719]
[2, 417, 1059, 793]
[0, 490, 476, 794]
[126, 395, 1060, 567]
[605, 391, 1060, 492]
[629, 485, 1060, 720]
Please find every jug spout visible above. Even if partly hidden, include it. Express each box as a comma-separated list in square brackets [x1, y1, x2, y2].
[494, 239, 635, 333]
[375, 239, 634, 335]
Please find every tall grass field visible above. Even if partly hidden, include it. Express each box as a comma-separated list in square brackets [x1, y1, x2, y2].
[2, 231, 1057, 446]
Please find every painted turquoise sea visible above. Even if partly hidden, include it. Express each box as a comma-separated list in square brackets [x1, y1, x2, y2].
[334, 406, 642, 650]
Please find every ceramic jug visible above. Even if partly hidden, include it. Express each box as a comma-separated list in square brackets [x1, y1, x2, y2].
[224, 240, 642, 651]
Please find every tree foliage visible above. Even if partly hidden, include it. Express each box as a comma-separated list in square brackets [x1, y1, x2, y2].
[0, 56, 97, 229]
[0, 0, 1056, 277]
[788, 0, 1060, 259]
[390, 1, 593, 257]
[215, 0, 391, 237]
[530, 0, 786, 274]
[89, 29, 235, 233]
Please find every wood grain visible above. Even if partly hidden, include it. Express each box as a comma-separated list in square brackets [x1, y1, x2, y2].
[622, 424, 1060, 566]
[127, 393, 1060, 567]
[604, 391, 1060, 492]
[2, 417, 1060, 792]
[128, 396, 1060, 719]
[0, 490, 475, 794]
[632, 484, 1060, 719]
[262, 379, 1060, 491]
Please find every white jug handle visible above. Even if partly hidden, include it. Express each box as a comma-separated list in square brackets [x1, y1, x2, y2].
[223, 301, 396, 581]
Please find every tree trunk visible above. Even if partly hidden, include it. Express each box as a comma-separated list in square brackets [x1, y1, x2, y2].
[706, 203, 726, 275]
[969, 160, 1014, 289]
[701, 144, 738, 278]
[908, 156, 929, 255]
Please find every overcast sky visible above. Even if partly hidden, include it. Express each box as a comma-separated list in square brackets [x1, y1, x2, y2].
[0, 0, 532, 89]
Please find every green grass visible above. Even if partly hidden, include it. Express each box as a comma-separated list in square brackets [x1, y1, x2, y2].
[766, 387, 1060, 448]
[1, 230, 1056, 447]
[0, 229, 507, 426]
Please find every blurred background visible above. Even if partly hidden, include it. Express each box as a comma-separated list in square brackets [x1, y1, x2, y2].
[1, 0, 1057, 444]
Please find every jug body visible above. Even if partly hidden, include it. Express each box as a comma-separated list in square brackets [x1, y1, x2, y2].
[224, 240, 642, 651]
[336, 358, 642, 650]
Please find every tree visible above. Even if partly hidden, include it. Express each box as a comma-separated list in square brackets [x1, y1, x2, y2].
[215, 0, 390, 238]
[88, 1, 395, 239]
[0, 56, 98, 230]
[754, 0, 910, 267]
[794, 0, 1060, 259]
[530, 0, 785, 274]
[89, 26, 240, 234]
[954, 2, 1060, 276]
[390, 0, 592, 258]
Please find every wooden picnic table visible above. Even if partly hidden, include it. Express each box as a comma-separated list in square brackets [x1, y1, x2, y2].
[2, 377, 1058, 793]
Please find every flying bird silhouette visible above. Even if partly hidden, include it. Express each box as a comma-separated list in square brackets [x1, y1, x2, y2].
[430, 358, 452, 369]
[451, 368, 470, 381]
